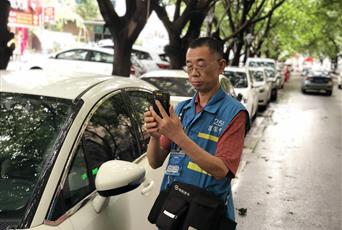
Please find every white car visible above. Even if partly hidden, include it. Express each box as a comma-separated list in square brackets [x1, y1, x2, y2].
[248, 67, 272, 109]
[246, 57, 276, 69]
[263, 67, 279, 101]
[139, 70, 237, 106]
[97, 39, 166, 71]
[223, 66, 259, 119]
[25, 47, 145, 78]
[0, 70, 165, 230]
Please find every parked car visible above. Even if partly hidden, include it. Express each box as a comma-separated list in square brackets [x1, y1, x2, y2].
[0, 70, 165, 230]
[248, 67, 272, 109]
[246, 57, 276, 69]
[25, 47, 145, 78]
[337, 72, 342, 89]
[263, 67, 279, 101]
[97, 39, 168, 71]
[139, 70, 237, 106]
[301, 71, 334, 96]
[223, 66, 258, 119]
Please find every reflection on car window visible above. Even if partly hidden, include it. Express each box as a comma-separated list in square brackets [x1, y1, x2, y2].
[248, 61, 275, 69]
[0, 93, 73, 220]
[56, 49, 88, 61]
[89, 51, 113, 63]
[142, 77, 196, 97]
[249, 70, 264, 82]
[132, 50, 152, 60]
[48, 92, 142, 221]
[126, 90, 154, 153]
[223, 71, 248, 88]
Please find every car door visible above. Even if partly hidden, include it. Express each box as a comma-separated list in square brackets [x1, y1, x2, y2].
[87, 50, 113, 75]
[248, 74, 259, 117]
[123, 89, 166, 230]
[52, 49, 89, 72]
[45, 90, 155, 230]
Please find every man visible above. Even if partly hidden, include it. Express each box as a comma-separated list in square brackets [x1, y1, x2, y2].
[144, 37, 249, 222]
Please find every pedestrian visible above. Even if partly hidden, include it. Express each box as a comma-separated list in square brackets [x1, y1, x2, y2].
[144, 37, 250, 227]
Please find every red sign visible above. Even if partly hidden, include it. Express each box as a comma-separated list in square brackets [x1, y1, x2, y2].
[9, 10, 40, 26]
[44, 7, 55, 23]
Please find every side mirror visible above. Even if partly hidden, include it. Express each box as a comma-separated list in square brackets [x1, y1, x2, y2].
[95, 160, 145, 197]
[237, 93, 243, 102]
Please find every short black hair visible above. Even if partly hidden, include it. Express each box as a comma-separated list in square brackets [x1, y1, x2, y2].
[188, 37, 224, 58]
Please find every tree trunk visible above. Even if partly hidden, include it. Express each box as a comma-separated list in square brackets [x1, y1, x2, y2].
[112, 35, 133, 76]
[97, 0, 152, 77]
[231, 33, 244, 66]
[0, 0, 14, 70]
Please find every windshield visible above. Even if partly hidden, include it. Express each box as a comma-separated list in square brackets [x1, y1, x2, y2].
[223, 71, 248, 88]
[264, 69, 275, 79]
[142, 77, 196, 97]
[248, 61, 275, 69]
[249, 70, 264, 82]
[0, 93, 74, 221]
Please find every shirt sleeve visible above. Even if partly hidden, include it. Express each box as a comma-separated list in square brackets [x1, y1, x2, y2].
[215, 111, 247, 177]
[160, 135, 171, 152]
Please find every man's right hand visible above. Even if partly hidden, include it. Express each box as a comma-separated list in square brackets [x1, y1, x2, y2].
[144, 109, 160, 138]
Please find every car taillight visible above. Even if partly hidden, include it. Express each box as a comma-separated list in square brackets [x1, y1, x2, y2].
[305, 77, 312, 81]
[130, 66, 135, 75]
[157, 63, 170, 69]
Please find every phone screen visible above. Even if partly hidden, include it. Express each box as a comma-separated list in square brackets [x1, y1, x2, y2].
[153, 90, 170, 117]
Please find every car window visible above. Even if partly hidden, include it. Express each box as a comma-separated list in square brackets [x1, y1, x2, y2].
[132, 50, 152, 60]
[56, 49, 88, 61]
[48, 92, 141, 221]
[249, 70, 264, 82]
[0, 93, 74, 221]
[125, 90, 154, 153]
[223, 71, 248, 88]
[142, 77, 195, 97]
[89, 51, 113, 63]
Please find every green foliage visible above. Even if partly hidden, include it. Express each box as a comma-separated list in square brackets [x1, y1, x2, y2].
[265, 0, 342, 59]
[76, 0, 100, 20]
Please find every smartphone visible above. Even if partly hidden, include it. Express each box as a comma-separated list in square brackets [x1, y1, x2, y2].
[153, 90, 170, 117]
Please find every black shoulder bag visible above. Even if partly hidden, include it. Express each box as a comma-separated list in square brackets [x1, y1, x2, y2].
[148, 181, 237, 230]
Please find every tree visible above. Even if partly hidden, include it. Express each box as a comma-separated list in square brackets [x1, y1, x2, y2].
[151, 0, 217, 69]
[0, 0, 15, 70]
[264, 0, 342, 63]
[208, 0, 286, 66]
[96, 0, 153, 77]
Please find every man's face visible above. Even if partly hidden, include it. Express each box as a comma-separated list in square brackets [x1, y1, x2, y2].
[185, 46, 225, 93]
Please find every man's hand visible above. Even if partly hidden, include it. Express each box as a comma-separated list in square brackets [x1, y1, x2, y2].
[151, 100, 185, 144]
[143, 109, 161, 138]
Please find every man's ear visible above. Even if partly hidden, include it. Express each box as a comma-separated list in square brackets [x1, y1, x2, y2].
[218, 59, 227, 72]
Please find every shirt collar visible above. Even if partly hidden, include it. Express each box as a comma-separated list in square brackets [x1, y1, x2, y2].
[184, 88, 226, 114]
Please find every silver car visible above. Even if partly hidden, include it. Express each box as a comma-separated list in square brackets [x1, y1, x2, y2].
[301, 71, 333, 96]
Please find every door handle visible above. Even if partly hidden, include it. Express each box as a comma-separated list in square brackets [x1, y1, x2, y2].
[141, 180, 154, 195]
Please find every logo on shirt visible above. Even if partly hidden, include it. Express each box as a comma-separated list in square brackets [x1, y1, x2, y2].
[208, 118, 225, 133]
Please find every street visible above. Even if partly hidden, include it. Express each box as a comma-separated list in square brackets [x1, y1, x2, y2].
[233, 74, 342, 230]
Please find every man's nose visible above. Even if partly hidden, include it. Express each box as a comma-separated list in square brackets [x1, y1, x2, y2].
[188, 67, 199, 76]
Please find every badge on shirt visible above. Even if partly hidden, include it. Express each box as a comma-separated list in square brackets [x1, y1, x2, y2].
[165, 150, 186, 176]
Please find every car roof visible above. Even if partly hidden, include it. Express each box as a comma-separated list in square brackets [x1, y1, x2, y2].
[140, 70, 188, 78]
[224, 66, 247, 72]
[53, 46, 114, 55]
[247, 57, 275, 63]
[0, 70, 154, 100]
[247, 67, 265, 71]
